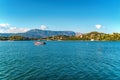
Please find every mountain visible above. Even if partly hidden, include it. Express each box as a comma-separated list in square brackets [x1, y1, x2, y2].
[0, 29, 75, 38]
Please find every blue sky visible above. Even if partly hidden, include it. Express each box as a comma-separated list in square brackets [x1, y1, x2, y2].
[0, 0, 120, 33]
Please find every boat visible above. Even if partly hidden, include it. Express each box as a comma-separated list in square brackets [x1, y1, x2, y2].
[34, 41, 46, 45]
[91, 39, 94, 41]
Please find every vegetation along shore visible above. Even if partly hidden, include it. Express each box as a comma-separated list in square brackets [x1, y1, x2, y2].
[0, 31, 120, 41]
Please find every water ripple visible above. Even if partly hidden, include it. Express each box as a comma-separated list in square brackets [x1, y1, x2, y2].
[0, 41, 120, 80]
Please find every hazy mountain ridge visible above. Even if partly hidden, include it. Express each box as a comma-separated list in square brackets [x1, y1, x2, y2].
[0, 29, 75, 38]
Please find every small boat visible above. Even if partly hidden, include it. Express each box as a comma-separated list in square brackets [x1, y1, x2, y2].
[34, 41, 46, 45]
[91, 39, 94, 41]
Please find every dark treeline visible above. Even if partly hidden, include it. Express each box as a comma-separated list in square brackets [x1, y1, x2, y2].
[0, 36, 37, 41]
[0, 32, 120, 41]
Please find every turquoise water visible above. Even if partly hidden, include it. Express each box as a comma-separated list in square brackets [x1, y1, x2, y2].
[0, 41, 120, 80]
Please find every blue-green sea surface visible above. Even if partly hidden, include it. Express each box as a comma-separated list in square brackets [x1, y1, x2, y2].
[0, 41, 120, 80]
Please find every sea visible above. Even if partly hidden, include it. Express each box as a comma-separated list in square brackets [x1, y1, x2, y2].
[0, 41, 120, 80]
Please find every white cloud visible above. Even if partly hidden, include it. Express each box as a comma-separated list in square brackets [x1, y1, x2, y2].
[40, 25, 47, 30]
[7, 27, 30, 33]
[0, 23, 48, 33]
[0, 29, 4, 33]
[0, 23, 30, 33]
[0, 27, 30, 33]
[95, 24, 102, 29]
[0, 23, 10, 28]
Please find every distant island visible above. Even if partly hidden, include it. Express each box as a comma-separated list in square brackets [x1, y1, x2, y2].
[0, 29, 120, 41]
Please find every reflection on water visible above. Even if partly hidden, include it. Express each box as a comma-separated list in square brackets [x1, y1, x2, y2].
[0, 41, 120, 80]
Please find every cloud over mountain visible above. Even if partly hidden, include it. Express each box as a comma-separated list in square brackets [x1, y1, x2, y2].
[40, 25, 47, 30]
[95, 24, 102, 29]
